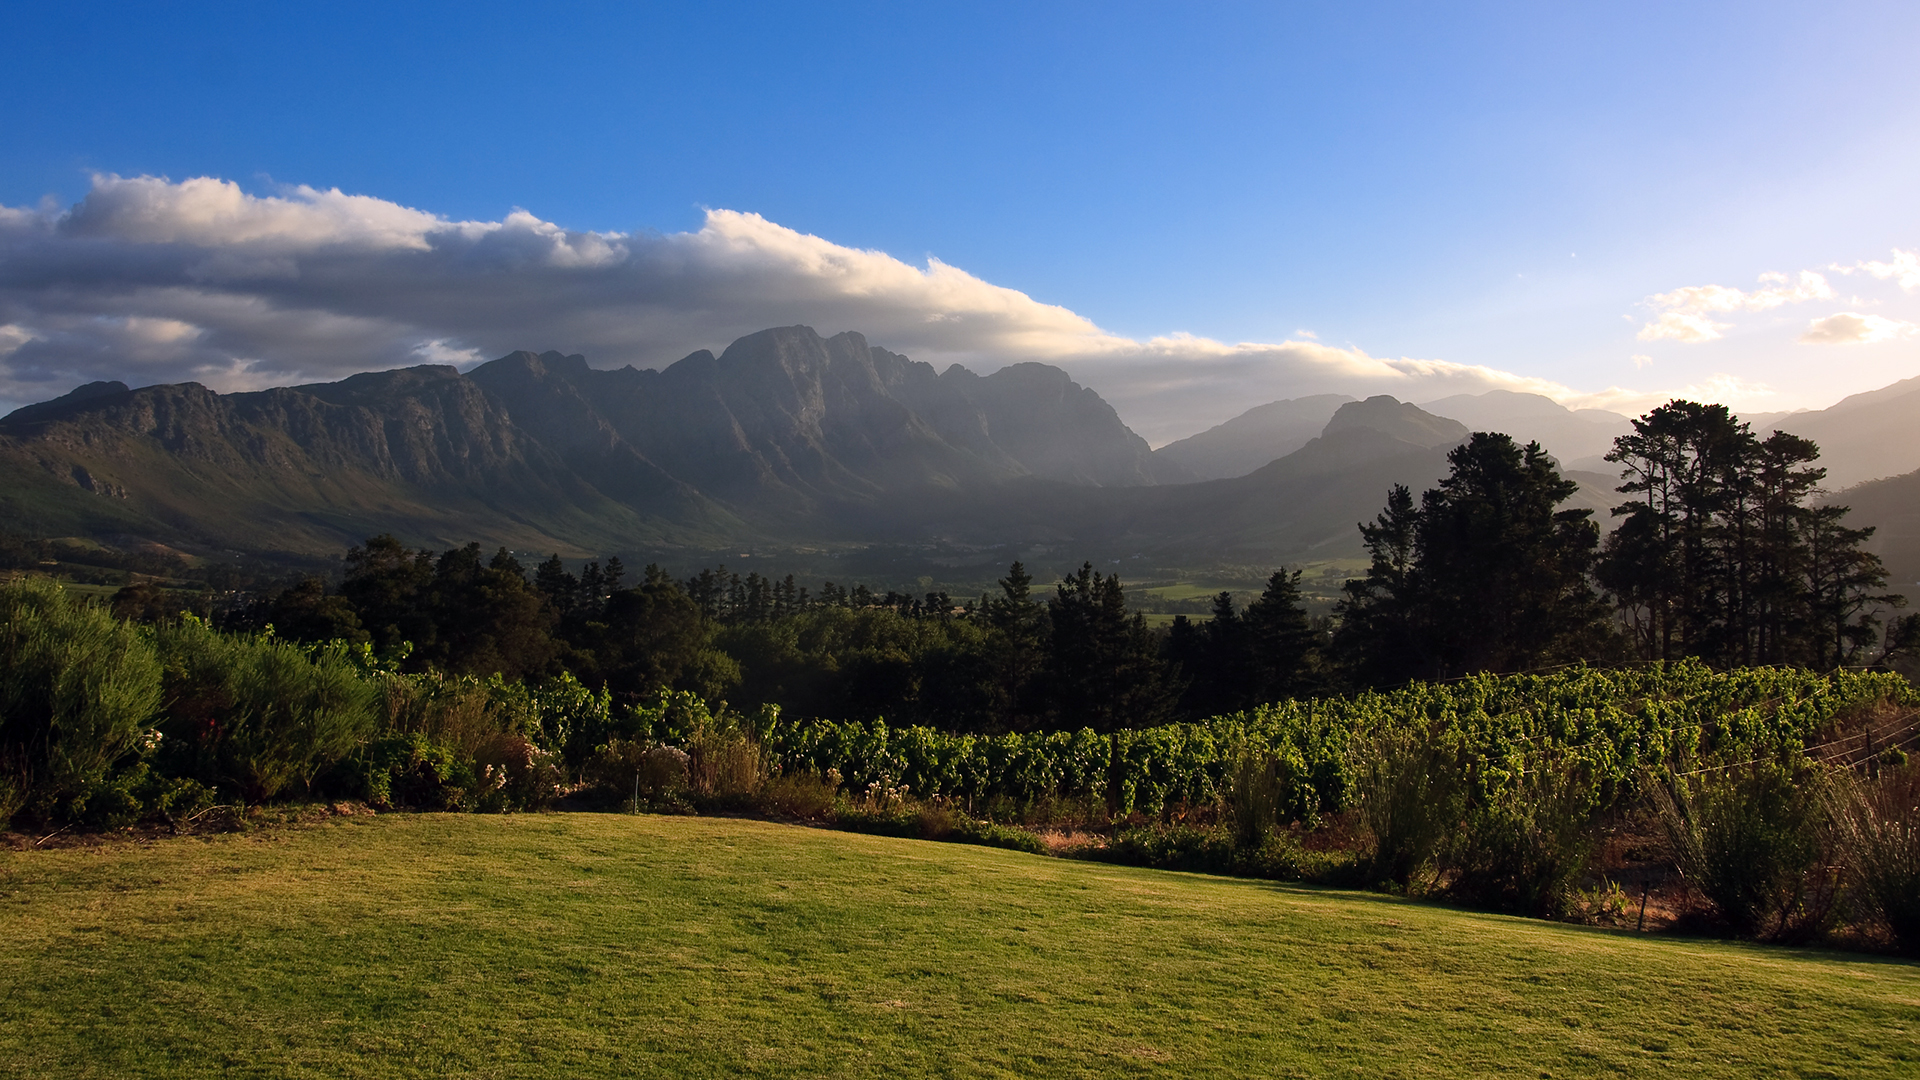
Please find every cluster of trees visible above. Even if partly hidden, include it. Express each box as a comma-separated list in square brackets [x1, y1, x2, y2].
[1599, 402, 1903, 668]
[208, 399, 1907, 733]
[247, 542, 1265, 733]
[1330, 413, 1911, 685]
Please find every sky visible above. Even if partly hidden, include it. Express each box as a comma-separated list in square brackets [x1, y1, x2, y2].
[3, 1, 1919, 445]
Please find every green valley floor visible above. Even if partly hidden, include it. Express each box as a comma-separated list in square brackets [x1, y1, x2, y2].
[1, 814, 1914, 1078]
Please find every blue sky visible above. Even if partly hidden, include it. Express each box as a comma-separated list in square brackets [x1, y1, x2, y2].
[4, 1, 1919, 441]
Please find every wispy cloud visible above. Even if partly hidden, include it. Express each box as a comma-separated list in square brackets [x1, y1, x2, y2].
[1637, 271, 1834, 343]
[1832, 248, 1920, 290]
[1798, 311, 1918, 345]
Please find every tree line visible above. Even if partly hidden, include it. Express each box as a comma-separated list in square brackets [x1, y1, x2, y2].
[183, 399, 1909, 732]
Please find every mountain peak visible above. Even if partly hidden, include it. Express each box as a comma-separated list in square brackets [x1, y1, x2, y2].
[1323, 396, 1468, 448]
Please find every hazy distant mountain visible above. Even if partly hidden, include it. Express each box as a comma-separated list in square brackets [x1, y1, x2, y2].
[1151, 394, 1354, 479]
[1159, 389, 1635, 483]
[1830, 467, 1920, 588]
[0, 366, 694, 555]
[1742, 375, 1920, 489]
[862, 395, 1639, 565]
[1416, 389, 1631, 468]
[0, 325, 1186, 555]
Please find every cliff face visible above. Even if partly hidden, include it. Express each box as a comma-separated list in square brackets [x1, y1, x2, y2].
[0, 365, 681, 554]
[465, 325, 1182, 527]
[0, 325, 1179, 554]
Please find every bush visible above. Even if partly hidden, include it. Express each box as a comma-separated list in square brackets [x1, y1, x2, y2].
[1226, 745, 1284, 849]
[1091, 822, 1359, 882]
[1825, 763, 1920, 953]
[0, 578, 162, 827]
[582, 740, 691, 810]
[471, 732, 564, 812]
[63, 763, 216, 831]
[1443, 756, 1596, 917]
[155, 619, 381, 802]
[1350, 718, 1464, 888]
[1651, 759, 1837, 942]
[348, 731, 473, 810]
[758, 769, 838, 820]
[834, 794, 1046, 854]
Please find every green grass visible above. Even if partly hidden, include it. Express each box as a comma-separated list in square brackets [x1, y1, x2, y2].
[2, 815, 1915, 1079]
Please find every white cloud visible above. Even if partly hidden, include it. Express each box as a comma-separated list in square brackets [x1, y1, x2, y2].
[1798, 311, 1919, 345]
[1637, 270, 1834, 342]
[1833, 248, 1920, 291]
[1631, 354, 1653, 369]
[0, 172, 1697, 441]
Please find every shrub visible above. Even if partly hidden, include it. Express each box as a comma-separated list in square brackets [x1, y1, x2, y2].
[758, 770, 838, 820]
[1825, 763, 1920, 953]
[0, 578, 162, 827]
[1091, 822, 1359, 883]
[581, 741, 691, 810]
[1225, 745, 1284, 849]
[62, 763, 217, 831]
[349, 731, 473, 810]
[1651, 759, 1837, 942]
[471, 732, 564, 812]
[1349, 718, 1464, 888]
[1443, 755, 1597, 917]
[154, 620, 381, 802]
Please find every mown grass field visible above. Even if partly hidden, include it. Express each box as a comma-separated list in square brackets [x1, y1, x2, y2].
[2, 815, 1915, 1079]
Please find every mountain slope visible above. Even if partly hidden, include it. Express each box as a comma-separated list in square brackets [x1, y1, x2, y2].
[1417, 389, 1631, 468]
[1150, 394, 1354, 480]
[0, 367, 698, 554]
[0, 326, 1187, 555]
[1743, 375, 1920, 489]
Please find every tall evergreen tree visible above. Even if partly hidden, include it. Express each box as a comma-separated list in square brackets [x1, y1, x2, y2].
[1597, 400, 1902, 668]
[1043, 563, 1178, 731]
[1337, 435, 1612, 683]
[1243, 569, 1323, 702]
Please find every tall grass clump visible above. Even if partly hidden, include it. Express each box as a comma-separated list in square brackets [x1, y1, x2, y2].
[1825, 763, 1920, 953]
[0, 578, 162, 825]
[1225, 744, 1284, 848]
[154, 617, 380, 803]
[1350, 717, 1464, 888]
[1651, 758, 1837, 942]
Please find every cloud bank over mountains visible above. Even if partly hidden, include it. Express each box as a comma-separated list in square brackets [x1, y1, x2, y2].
[0, 173, 1860, 443]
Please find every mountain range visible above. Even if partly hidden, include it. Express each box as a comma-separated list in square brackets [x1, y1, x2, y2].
[2, 323, 1914, 573]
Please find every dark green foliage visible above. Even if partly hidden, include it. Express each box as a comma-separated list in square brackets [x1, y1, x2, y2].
[1169, 570, 1326, 718]
[1441, 754, 1597, 916]
[1091, 823, 1359, 882]
[1338, 434, 1615, 685]
[1600, 401, 1902, 667]
[1652, 759, 1837, 941]
[1043, 563, 1180, 731]
[0, 578, 163, 826]
[261, 576, 368, 645]
[152, 618, 381, 802]
[569, 564, 737, 701]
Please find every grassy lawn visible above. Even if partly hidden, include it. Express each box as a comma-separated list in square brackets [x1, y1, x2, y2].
[2, 815, 1915, 1079]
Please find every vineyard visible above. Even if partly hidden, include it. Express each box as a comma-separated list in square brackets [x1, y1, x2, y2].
[733, 661, 1916, 821]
